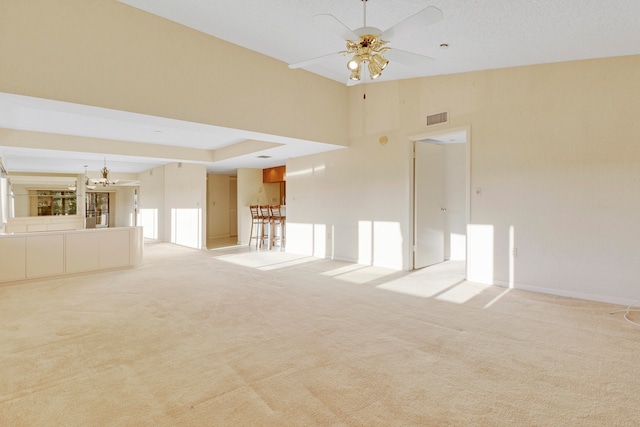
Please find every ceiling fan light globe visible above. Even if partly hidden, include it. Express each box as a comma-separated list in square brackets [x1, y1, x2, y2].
[371, 53, 389, 70]
[347, 55, 363, 71]
[349, 68, 361, 81]
[368, 61, 383, 79]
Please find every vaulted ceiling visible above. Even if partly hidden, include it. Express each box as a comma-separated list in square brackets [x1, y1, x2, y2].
[120, 0, 640, 84]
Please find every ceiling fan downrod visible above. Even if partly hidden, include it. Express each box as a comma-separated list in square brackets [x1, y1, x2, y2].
[362, 0, 367, 27]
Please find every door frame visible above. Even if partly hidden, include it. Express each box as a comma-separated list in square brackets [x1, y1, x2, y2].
[408, 125, 471, 273]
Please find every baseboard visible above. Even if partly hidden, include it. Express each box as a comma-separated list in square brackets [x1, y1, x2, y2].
[494, 280, 638, 307]
[330, 255, 358, 264]
[207, 234, 231, 239]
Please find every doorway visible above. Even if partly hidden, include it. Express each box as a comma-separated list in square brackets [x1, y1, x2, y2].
[412, 128, 470, 272]
[86, 192, 112, 228]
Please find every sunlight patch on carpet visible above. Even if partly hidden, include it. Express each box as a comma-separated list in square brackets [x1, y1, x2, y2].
[377, 277, 463, 299]
[213, 252, 317, 270]
[435, 281, 492, 304]
[325, 266, 397, 285]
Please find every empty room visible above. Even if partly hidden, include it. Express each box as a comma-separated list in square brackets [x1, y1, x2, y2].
[1, 0, 640, 425]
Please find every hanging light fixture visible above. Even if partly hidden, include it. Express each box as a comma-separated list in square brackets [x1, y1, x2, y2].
[84, 165, 97, 190]
[92, 158, 119, 187]
[341, 0, 390, 82]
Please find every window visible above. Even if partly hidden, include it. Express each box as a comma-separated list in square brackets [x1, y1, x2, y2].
[33, 190, 77, 216]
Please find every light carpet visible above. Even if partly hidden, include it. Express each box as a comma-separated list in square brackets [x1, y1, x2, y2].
[1, 241, 639, 426]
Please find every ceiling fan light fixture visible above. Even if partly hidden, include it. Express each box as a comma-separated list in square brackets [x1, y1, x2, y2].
[342, 31, 390, 81]
[291, 2, 443, 85]
[367, 61, 383, 79]
[347, 54, 364, 71]
[371, 53, 388, 71]
[349, 66, 361, 81]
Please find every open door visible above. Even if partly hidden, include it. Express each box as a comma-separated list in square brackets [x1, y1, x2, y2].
[414, 141, 445, 269]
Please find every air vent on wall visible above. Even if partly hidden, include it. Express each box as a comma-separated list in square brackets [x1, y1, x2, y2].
[426, 111, 448, 127]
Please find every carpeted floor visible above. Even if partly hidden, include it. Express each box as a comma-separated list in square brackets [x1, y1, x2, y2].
[1, 241, 639, 426]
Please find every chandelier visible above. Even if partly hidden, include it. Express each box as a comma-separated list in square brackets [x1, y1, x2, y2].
[84, 165, 96, 190]
[95, 158, 119, 187]
[67, 166, 92, 191]
[84, 160, 119, 190]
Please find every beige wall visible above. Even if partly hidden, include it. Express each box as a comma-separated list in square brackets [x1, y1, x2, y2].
[0, 0, 349, 147]
[114, 186, 136, 228]
[139, 166, 165, 241]
[288, 54, 640, 304]
[207, 174, 232, 239]
[164, 162, 207, 249]
[287, 127, 411, 267]
[138, 162, 206, 249]
[10, 184, 29, 217]
[442, 142, 467, 261]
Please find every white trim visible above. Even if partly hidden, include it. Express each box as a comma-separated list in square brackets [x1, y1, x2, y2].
[494, 280, 637, 307]
[331, 255, 358, 264]
[408, 125, 471, 273]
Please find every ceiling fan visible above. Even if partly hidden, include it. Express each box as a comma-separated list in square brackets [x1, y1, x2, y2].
[288, 0, 443, 84]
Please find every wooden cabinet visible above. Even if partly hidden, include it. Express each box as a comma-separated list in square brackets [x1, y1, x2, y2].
[263, 166, 286, 183]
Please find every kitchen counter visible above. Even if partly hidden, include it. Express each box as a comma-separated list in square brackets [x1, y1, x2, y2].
[0, 226, 143, 283]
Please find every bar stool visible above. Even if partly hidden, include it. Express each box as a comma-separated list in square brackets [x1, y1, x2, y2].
[248, 205, 262, 248]
[269, 205, 285, 250]
[259, 205, 272, 249]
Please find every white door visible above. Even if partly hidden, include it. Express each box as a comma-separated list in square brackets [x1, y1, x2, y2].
[414, 141, 445, 269]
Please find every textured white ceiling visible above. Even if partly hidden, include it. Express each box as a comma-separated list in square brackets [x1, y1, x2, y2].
[119, 0, 640, 84]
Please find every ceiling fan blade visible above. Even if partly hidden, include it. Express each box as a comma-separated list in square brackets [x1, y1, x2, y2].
[386, 48, 435, 67]
[381, 6, 443, 40]
[288, 51, 341, 69]
[313, 14, 358, 41]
